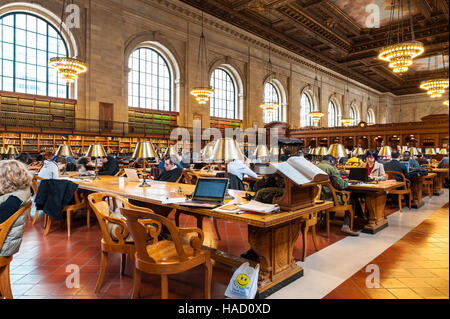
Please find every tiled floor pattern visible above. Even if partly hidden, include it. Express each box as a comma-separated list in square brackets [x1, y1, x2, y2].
[324, 205, 449, 299]
[5, 198, 435, 299]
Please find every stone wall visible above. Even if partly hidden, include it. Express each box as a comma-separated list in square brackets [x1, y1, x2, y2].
[0, 0, 447, 130]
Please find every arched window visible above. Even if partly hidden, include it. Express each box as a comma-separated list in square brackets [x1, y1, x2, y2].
[367, 108, 375, 124]
[262, 82, 280, 123]
[210, 68, 237, 119]
[328, 100, 340, 127]
[0, 12, 69, 98]
[128, 47, 172, 110]
[350, 106, 359, 126]
[300, 92, 313, 127]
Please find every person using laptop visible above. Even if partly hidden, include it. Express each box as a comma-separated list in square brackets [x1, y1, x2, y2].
[317, 155, 359, 236]
[383, 151, 410, 181]
[402, 151, 420, 170]
[364, 150, 386, 181]
[151, 156, 182, 182]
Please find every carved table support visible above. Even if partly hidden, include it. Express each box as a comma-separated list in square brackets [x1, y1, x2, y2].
[410, 176, 424, 208]
[433, 172, 445, 196]
[362, 190, 388, 234]
[248, 220, 304, 298]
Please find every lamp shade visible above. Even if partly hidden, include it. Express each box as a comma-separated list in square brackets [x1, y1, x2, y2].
[210, 138, 245, 162]
[0, 146, 7, 154]
[85, 144, 107, 158]
[327, 144, 347, 158]
[120, 148, 129, 154]
[55, 144, 74, 157]
[270, 146, 280, 158]
[315, 146, 328, 156]
[253, 145, 270, 158]
[164, 145, 178, 157]
[440, 148, 448, 155]
[408, 147, 419, 156]
[6, 146, 19, 155]
[132, 141, 158, 159]
[201, 142, 214, 161]
[354, 147, 365, 156]
[378, 146, 392, 157]
[425, 148, 436, 155]
[76, 147, 87, 155]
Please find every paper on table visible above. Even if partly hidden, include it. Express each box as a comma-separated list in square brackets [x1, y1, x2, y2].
[238, 200, 279, 214]
[161, 197, 187, 204]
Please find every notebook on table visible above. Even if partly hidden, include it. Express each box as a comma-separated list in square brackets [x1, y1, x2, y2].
[179, 178, 229, 209]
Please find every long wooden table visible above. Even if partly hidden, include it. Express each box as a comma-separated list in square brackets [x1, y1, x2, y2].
[431, 168, 449, 196]
[66, 176, 333, 298]
[347, 180, 404, 234]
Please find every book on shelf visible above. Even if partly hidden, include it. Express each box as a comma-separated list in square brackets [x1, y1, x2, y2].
[271, 156, 328, 186]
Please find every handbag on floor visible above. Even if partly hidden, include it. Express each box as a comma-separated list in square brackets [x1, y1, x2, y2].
[225, 262, 260, 299]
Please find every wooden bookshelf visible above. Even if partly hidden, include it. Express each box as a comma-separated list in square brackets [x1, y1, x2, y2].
[210, 117, 242, 131]
[128, 108, 177, 136]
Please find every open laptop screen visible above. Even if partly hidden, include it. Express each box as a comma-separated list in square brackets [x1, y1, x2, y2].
[400, 161, 410, 172]
[349, 167, 368, 182]
[193, 178, 229, 201]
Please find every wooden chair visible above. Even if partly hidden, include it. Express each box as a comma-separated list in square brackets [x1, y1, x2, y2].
[0, 201, 32, 299]
[385, 171, 412, 212]
[299, 184, 322, 261]
[36, 187, 88, 237]
[423, 175, 434, 198]
[323, 182, 355, 237]
[121, 206, 212, 299]
[87, 192, 150, 293]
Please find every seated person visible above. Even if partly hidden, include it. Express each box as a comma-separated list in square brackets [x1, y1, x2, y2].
[151, 156, 183, 182]
[415, 153, 428, 165]
[38, 152, 64, 180]
[16, 152, 31, 165]
[227, 159, 258, 181]
[402, 151, 420, 170]
[253, 173, 285, 204]
[364, 150, 386, 181]
[384, 151, 410, 181]
[98, 156, 120, 176]
[0, 160, 33, 224]
[317, 155, 359, 236]
[35, 150, 46, 162]
[77, 157, 95, 175]
[438, 156, 449, 168]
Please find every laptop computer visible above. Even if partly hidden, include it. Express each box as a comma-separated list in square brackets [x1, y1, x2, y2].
[348, 167, 369, 183]
[399, 161, 410, 172]
[124, 168, 140, 182]
[179, 178, 229, 209]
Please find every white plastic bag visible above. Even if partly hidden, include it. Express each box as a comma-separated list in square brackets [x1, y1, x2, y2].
[224, 262, 260, 299]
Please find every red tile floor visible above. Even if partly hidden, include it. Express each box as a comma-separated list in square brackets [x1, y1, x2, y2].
[324, 203, 449, 299]
[6, 202, 429, 299]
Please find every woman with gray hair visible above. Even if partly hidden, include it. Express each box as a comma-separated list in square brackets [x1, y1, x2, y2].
[0, 160, 33, 224]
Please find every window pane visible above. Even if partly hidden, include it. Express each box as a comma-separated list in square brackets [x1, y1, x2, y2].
[210, 68, 237, 119]
[127, 47, 172, 111]
[0, 13, 69, 98]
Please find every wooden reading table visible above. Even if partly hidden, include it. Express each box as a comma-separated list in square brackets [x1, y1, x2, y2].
[431, 168, 449, 196]
[347, 180, 405, 234]
[65, 176, 332, 298]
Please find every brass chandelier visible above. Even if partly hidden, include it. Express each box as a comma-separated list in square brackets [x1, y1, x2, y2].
[190, 11, 214, 104]
[309, 67, 323, 126]
[50, 0, 87, 84]
[419, 48, 449, 98]
[378, 0, 424, 73]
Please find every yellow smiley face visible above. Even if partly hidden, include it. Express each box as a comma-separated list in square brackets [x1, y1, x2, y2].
[236, 274, 250, 287]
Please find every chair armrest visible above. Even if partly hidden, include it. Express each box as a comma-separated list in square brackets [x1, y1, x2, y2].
[102, 215, 131, 244]
[334, 189, 351, 203]
[178, 227, 204, 251]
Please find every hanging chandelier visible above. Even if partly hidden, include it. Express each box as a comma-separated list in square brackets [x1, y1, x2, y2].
[190, 12, 214, 104]
[419, 79, 449, 98]
[308, 68, 323, 126]
[50, 0, 87, 84]
[378, 0, 424, 73]
[444, 100, 449, 106]
[309, 112, 324, 125]
[341, 118, 353, 127]
[419, 47, 449, 98]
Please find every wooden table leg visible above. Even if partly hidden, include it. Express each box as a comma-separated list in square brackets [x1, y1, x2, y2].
[410, 176, 424, 208]
[361, 191, 388, 235]
[248, 220, 304, 298]
[433, 173, 444, 196]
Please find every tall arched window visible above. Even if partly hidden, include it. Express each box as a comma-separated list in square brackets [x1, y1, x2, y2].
[210, 68, 237, 119]
[128, 47, 172, 110]
[350, 106, 359, 126]
[0, 12, 69, 98]
[300, 92, 313, 127]
[328, 100, 340, 127]
[263, 82, 280, 123]
[367, 108, 375, 124]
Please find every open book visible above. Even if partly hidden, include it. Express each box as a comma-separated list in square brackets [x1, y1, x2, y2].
[271, 156, 328, 185]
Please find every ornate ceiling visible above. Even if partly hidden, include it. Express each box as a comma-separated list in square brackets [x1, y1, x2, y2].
[178, 0, 449, 95]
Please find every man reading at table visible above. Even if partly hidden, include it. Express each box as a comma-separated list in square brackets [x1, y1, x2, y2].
[317, 155, 359, 236]
[152, 156, 183, 182]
